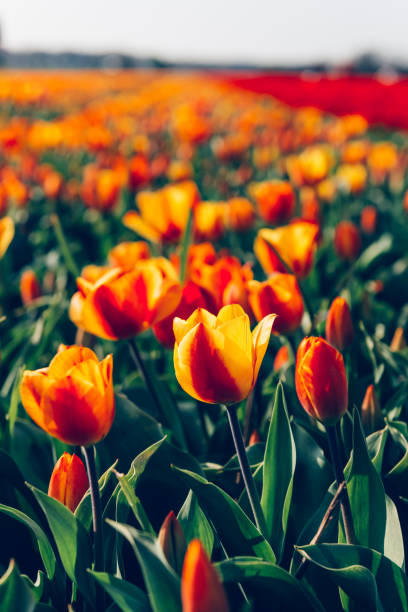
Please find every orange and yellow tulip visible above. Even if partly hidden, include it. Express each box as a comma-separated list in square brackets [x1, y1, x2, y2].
[173, 304, 275, 404]
[20, 345, 114, 446]
[248, 273, 304, 334]
[254, 221, 319, 278]
[70, 261, 182, 340]
[181, 539, 229, 612]
[108, 241, 151, 269]
[0, 216, 15, 259]
[248, 180, 295, 224]
[48, 452, 89, 512]
[226, 197, 255, 232]
[194, 202, 227, 242]
[295, 337, 348, 425]
[325, 297, 354, 351]
[123, 180, 200, 243]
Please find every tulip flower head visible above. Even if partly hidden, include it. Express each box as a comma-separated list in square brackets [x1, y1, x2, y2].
[325, 297, 354, 351]
[158, 510, 187, 574]
[254, 222, 319, 278]
[334, 221, 361, 261]
[20, 270, 41, 305]
[48, 452, 89, 512]
[247, 273, 304, 334]
[173, 304, 275, 404]
[248, 179, 295, 224]
[20, 345, 114, 446]
[69, 261, 182, 340]
[0, 216, 14, 259]
[295, 337, 348, 425]
[182, 539, 229, 612]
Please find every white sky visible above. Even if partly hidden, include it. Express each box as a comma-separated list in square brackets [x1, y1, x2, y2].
[1, 0, 408, 65]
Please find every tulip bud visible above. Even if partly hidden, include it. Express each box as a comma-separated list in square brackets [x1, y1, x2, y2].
[334, 221, 361, 260]
[182, 539, 229, 612]
[273, 345, 290, 371]
[249, 430, 260, 445]
[325, 297, 354, 351]
[360, 206, 377, 235]
[158, 511, 187, 574]
[295, 337, 348, 425]
[20, 270, 41, 305]
[390, 327, 406, 352]
[48, 452, 89, 512]
[361, 385, 383, 434]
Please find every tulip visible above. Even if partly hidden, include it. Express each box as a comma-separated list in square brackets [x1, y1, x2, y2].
[20, 345, 114, 446]
[247, 274, 304, 335]
[248, 180, 295, 224]
[325, 297, 354, 351]
[154, 281, 216, 348]
[336, 164, 367, 194]
[390, 327, 406, 352]
[182, 539, 229, 612]
[334, 221, 361, 261]
[0, 216, 14, 259]
[123, 180, 200, 243]
[20, 270, 41, 305]
[298, 146, 333, 184]
[48, 452, 89, 512]
[295, 337, 348, 425]
[69, 261, 182, 340]
[254, 222, 319, 278]
[108, 241, 151, 269]
[128, 154, 150, 191]
[173, 304, 275, 405]
[194, 202, 227, 242]
[360, 206, 378, 234]
[361, 385, 383, 434]
[158, 511, 187, 574]
[296, 337, 355, 543]
[226, 197, 255, 232]
[273, 345, 290, 371]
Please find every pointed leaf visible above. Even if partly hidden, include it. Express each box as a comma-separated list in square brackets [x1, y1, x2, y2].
[178, 490, 214, 556]
[173, 466, 275, 562]
[107, 521, 181, 612]
[0, 560, 36, 612]
[261, 382, 296, 559]
[89, 571, 149, 612]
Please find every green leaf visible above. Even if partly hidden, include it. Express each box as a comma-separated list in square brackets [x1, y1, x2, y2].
[216, 557, 324, 612]
[0, 560, 36, 612]
[0, 504, 56, 579]
[7, 365, 24, 440]
[179, 207, 194, 283]
[89, 571, 149, 612]
[178, 490, 214, 556]
[114, 469, 155, 535]
[261, 382, 296, 559]
[173, 466, 276, 562]
[384, 494, 404, 568]
[107, 521, 181, 612]
[342, 408, 386, 552]
[298, 543, 408, 612]
[30, 485, 93, 604]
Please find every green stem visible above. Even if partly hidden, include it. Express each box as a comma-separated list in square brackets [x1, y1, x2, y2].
[325, 425, 356, 544]
[82, 446, 104, 572]
[225, 404, 267, 536]
[51, 213, 80, 279]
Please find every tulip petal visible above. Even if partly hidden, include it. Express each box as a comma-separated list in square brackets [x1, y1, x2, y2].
[69, 290, 117, 340]
[123, 210, 161, 243]
[216, 313, 252, 363]
[252, 314, 276, 383]
[173, 308, 217, 345]
[174, 322, 253, 404]
[20, 369, 50, 432]
[48, 346, 99, 379]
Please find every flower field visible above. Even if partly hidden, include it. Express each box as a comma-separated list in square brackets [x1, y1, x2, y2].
[1, 69, 408, 611]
